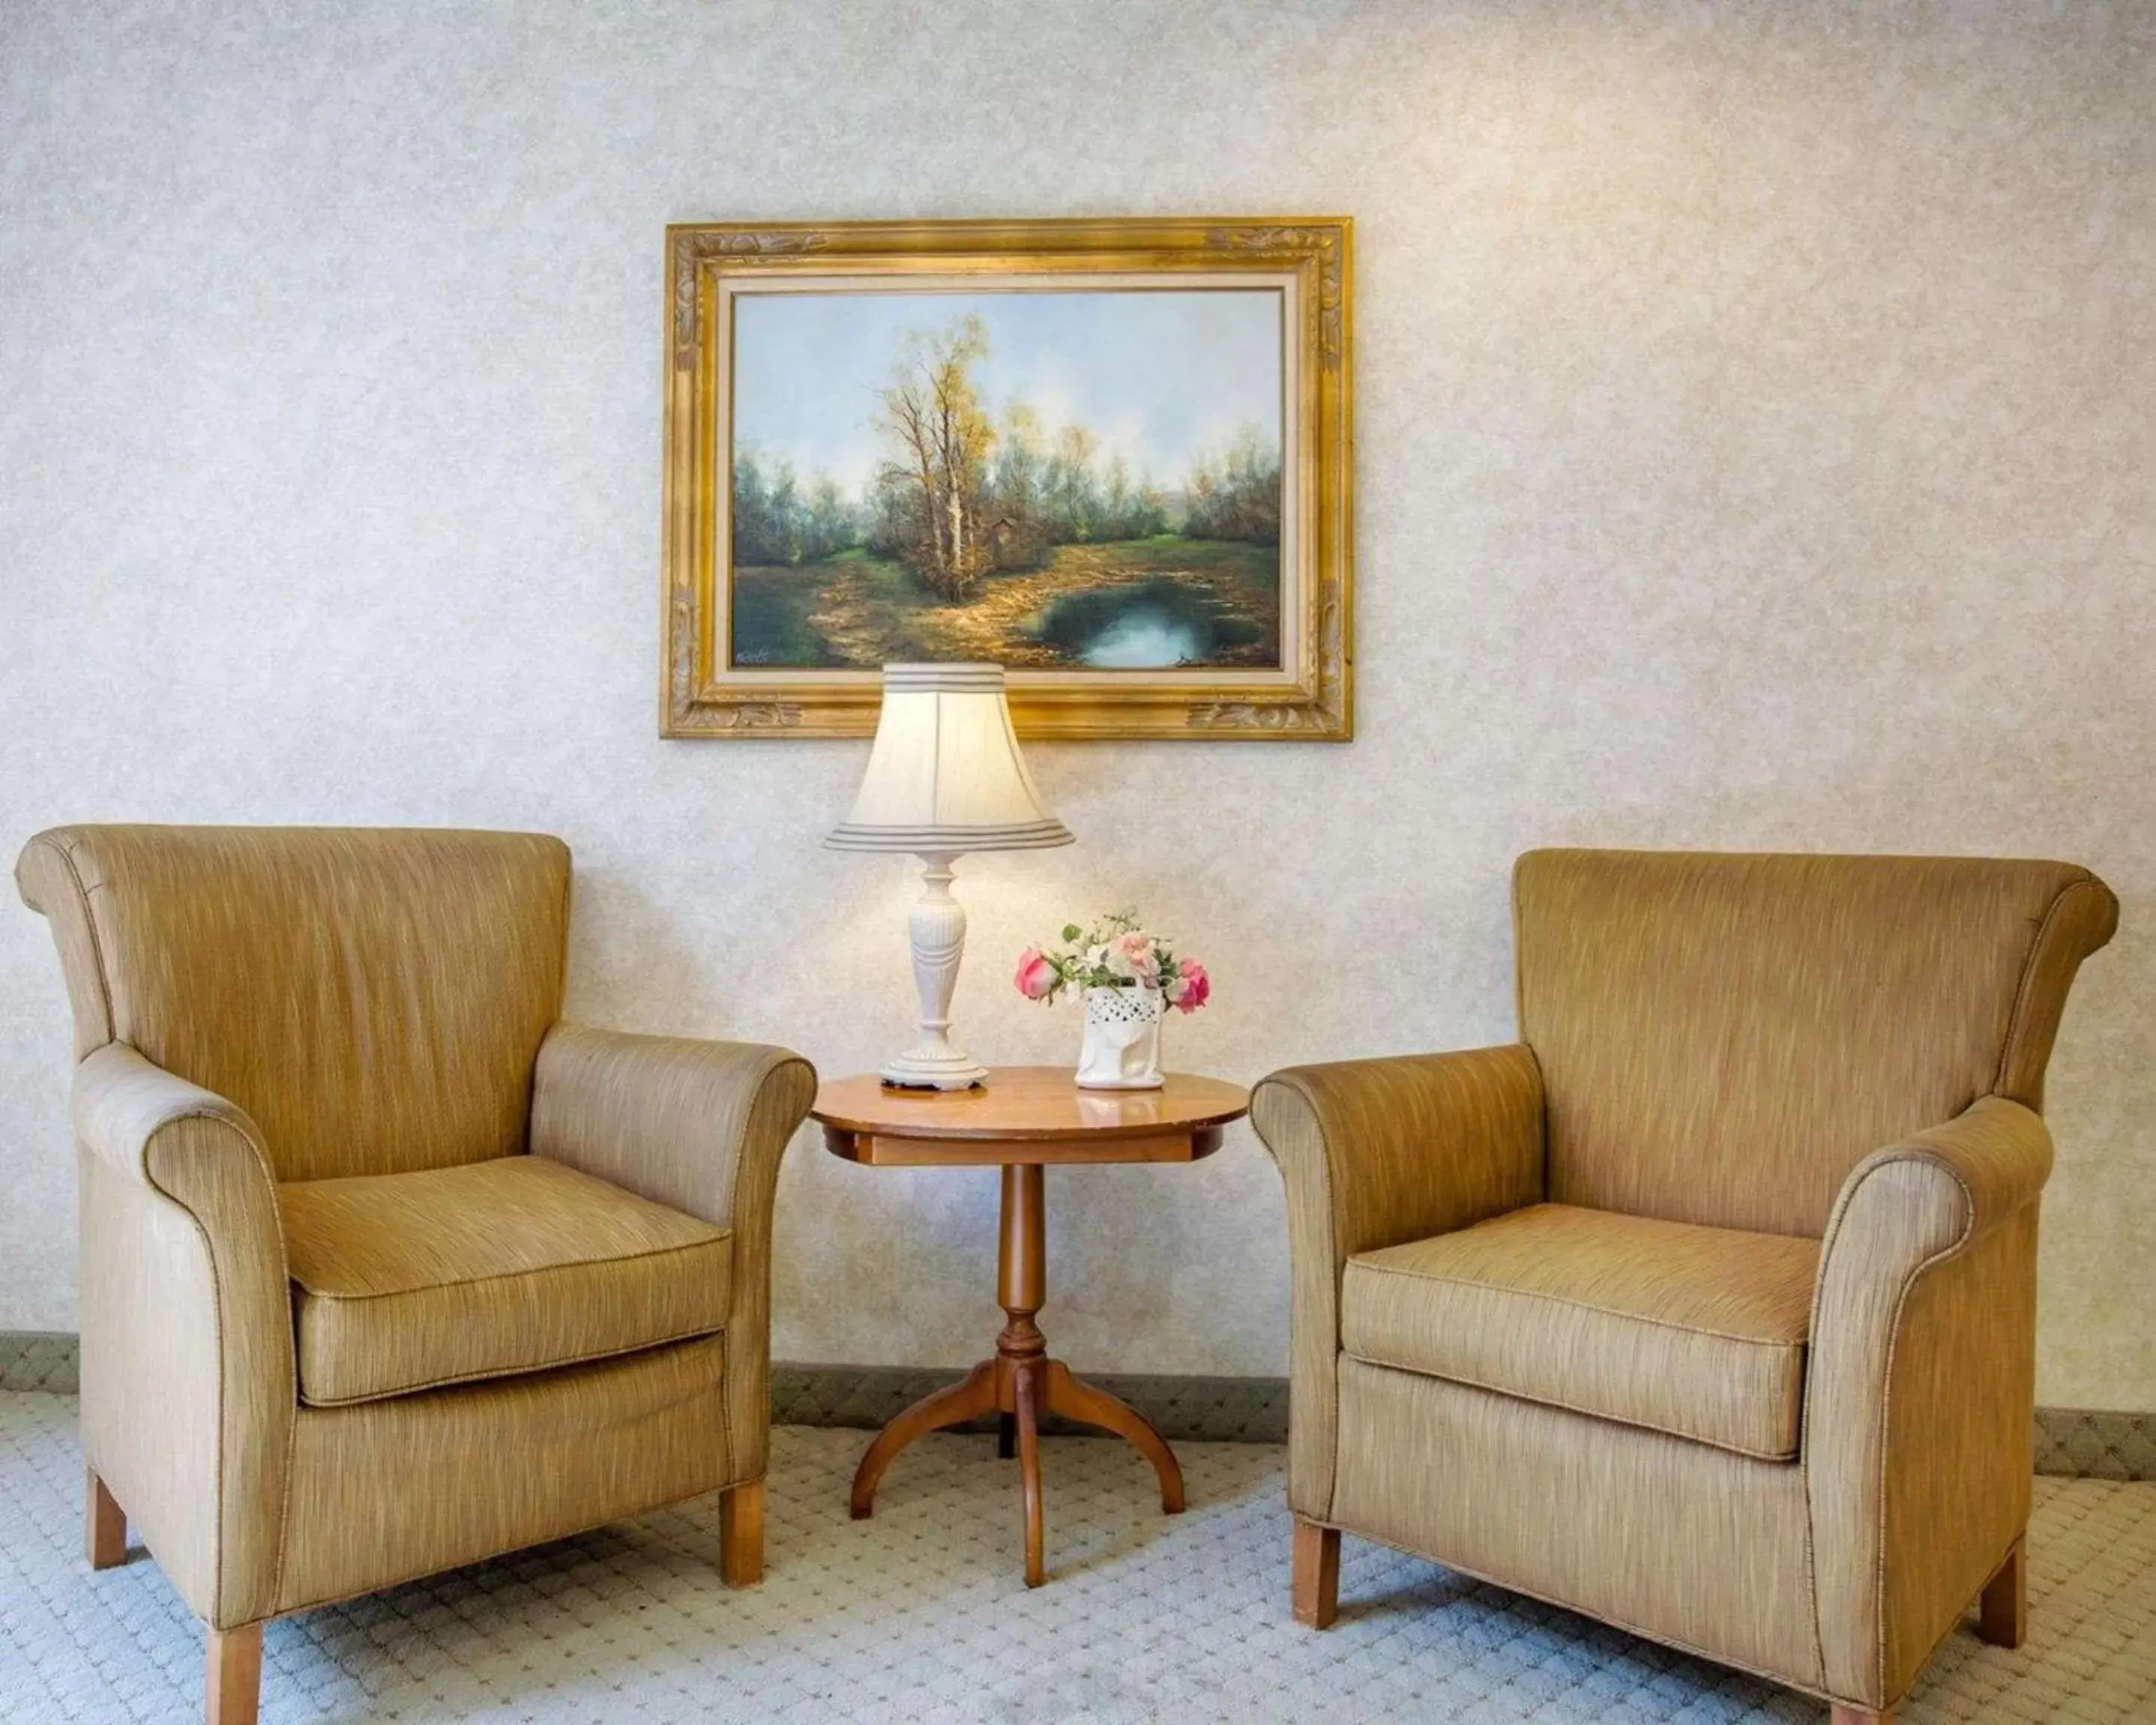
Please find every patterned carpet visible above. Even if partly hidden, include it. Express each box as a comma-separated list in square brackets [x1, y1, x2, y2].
[3, 1393, 2152, 1724]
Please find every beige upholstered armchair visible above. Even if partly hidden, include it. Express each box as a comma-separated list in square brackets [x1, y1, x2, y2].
[1252, 851, 2117, 1725]
[16, 825, 816, 1725]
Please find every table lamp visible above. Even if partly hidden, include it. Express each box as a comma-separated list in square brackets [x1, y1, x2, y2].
[828, 663, 1074, 1089]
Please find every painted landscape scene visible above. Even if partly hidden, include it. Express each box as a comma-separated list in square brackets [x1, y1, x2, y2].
[728, 288, 1284, 671]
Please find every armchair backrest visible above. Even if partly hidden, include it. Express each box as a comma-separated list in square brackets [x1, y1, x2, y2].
[1512, 849, 2117, 1238]
[16, 824, 570, 1183]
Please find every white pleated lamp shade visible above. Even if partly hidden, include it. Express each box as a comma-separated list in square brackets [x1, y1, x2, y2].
[826, 664, 1074, 854]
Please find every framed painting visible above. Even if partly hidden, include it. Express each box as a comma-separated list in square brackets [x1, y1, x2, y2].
[660, 216, 1351, 740]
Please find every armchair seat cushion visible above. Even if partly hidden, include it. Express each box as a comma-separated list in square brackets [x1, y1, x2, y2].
[1341, 1203, 1820, 1461]
[279, 1154, 733, 1408]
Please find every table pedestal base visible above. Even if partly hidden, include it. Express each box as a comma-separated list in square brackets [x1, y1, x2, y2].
[847, 1163, 1185, 1586]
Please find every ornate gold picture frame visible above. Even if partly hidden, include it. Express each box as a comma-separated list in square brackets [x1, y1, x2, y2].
[660, 216, 1351, 740]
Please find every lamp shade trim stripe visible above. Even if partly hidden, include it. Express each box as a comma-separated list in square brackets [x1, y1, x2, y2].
[877, 663, 1011, 693]
[826, 820, 1074, 852]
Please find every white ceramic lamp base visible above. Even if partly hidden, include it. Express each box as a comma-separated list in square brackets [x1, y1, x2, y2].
[881, 856, 989, 1091]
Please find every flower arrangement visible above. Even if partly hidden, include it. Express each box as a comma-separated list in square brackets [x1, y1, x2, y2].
[1014, 909, 1211, 1014]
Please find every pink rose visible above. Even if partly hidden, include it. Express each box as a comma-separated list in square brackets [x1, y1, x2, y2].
[1168, 957, 1210, 1014]
[1014, 946, 1059, 1002]
[1112, 931, 1161, 986]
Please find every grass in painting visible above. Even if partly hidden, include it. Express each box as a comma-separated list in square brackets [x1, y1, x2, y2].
[731, 537, 1279, 670]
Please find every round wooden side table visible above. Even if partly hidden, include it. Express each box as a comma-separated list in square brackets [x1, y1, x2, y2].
[813, 1065, 1250, 1587]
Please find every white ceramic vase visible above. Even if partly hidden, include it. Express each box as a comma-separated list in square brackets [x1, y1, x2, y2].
[1076, 984, 1165, 1089]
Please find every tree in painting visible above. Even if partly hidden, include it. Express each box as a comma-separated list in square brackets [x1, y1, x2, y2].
[873, 316, 997, 599]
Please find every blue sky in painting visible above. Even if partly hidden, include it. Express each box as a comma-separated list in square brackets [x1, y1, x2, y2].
[731, 288, 1282, 498]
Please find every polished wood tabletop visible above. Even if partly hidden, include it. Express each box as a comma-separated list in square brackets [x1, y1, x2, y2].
[813, 1066, 1249, 1166]
[814, 1065, 1250, 1586]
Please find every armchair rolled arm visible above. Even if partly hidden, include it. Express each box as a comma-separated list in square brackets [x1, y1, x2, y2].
[1250, 1044, 1544, 1519]
[70, 1044, 293, 1627]
[528, 1023, 817, 1230]
[71, 1047, 290, 1343]
[528, 1023, 818, 1487]
[1806, 1095, 2053, 1708]
[74, 1044, 272, 1193]
[1824, 1095, 2053, 1266]
[1252, 1044, 1546, 1269]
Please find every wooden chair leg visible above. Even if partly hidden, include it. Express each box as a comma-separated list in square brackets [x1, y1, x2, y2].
[719, 1479, 764, 1586]
[85, 1470, 127, 1570]
[1979, 1535, 2026, 1649]
[205, 1622, 262, 1725]
[1291, 1517, 1339, 1629]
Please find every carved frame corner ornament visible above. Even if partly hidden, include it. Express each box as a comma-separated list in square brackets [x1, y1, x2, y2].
[660, 216, 1353, 741]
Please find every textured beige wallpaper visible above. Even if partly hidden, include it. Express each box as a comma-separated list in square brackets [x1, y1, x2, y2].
[1, 1, 2149, 1408]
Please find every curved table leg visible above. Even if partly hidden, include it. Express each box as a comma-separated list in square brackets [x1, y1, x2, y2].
[850, 1358, 999, 1519]
[1014, 1362, 1045, 1586]
[1043, 1360, 1186, 1514]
